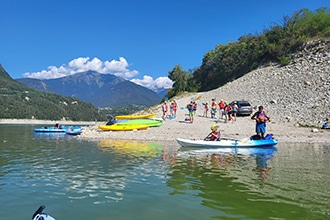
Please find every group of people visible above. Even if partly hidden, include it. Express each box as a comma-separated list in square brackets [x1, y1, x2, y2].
[202, 99, 238, 123]
[162, 98, 271, 140]
[162, 100, 178, 121]
[206, 105, 271, 141]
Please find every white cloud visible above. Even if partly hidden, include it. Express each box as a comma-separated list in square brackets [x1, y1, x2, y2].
[23, 57, 139, 79]
[23, 56, 173, 90]
[131, 75, 173, 91]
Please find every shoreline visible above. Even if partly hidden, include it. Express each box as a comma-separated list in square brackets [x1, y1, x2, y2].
[0, 119, 97, 126]
[77, 116, 329, 144]
[2, 112, 328, 144]
[1, 86, 328, 144]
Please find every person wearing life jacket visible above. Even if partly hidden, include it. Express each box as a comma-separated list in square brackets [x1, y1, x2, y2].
[187, 101, 194, 123]
[218, 100, 225, 119]
[162, 101, 168, 120]
[251, 105, 271, 139]
[224, 101, 232, 123]
[171, 100, 177, 118]
[205, 125, 220, 141]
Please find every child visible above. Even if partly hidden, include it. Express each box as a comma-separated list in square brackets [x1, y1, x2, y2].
[205, 125, 220, 141]
[203, 102, 209, 117]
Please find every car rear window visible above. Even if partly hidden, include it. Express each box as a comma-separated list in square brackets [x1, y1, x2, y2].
[239, 102, 251, 107]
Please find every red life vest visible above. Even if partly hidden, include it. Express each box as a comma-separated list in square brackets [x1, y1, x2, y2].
[257, 111, 267, 122]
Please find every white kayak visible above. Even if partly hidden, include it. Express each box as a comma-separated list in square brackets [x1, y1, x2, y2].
[176, 137, 278, 148]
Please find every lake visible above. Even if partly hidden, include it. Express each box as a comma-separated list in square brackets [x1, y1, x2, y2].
[0, 124, 329, 219]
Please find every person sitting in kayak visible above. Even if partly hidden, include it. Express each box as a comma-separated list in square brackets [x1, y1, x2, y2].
[205, 125, 220, 141]
[55, 123, 61, 129]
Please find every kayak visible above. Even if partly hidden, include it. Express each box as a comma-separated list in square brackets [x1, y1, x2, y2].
[32, 206, 56, 220]
[34, 126, 67, 133]
[115, 113, 157, 120]
[98, 124, 149, 131]
[65, 126, 82, 135]
[116, 119, 163, 127]
[176, 137, 278, 148]
[178, 146, 278, 159]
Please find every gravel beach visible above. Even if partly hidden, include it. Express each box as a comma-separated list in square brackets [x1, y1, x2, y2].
[75, 94, 329, 143]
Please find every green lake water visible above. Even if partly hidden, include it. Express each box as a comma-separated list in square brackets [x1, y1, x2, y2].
[0, 124, 329, 219]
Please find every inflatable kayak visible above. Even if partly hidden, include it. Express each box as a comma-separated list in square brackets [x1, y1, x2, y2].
[34, 126, 67, 133]
[176, 137, 278, 148]
[115, 113, 157, 120]
[99, 124, 149, 131]
[65, 126, 82, 135]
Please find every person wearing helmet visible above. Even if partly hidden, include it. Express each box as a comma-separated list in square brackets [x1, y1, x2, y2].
[204, 125, 220, 141]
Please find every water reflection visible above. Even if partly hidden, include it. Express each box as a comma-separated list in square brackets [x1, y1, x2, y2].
[163, 144, 330, 219]
[171, 146, 278, 182]
[33, 132, 73, 140]
[1, 124, 330, 219]
[97, 139, 163, 157]
[164, 147, 283, 219]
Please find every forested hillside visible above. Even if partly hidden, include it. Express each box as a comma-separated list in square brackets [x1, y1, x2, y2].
[0, 65, 107, 121]
[167, 7, 330, 98]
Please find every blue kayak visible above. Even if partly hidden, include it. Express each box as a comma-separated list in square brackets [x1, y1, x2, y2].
[34, 126, 67, 133]
[65, 126, 82, 135]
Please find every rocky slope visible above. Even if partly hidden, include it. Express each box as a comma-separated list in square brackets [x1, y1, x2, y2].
[187, 39, 329, 127]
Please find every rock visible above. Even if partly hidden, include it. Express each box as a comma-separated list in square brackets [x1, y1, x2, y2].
[311, 128, 319, 133]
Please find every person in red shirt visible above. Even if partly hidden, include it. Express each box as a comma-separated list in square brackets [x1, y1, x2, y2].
[218, 100, 225, 119]
[224, 101, 232, 123]
[172, 100, 177, 118]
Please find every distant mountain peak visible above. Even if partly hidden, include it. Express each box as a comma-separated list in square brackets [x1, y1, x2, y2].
[17, 71, 162, 108]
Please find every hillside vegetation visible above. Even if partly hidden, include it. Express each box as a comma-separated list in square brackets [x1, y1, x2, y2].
[0, 65, 107, 121]
[167, 7, 330, 98]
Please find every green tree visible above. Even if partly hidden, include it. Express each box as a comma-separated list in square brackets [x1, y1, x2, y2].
[167, 65, 191, 99]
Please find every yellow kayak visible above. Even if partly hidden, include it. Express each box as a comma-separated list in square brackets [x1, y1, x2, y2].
[114, 113, 157, 120]
[98, 124, 149, 131]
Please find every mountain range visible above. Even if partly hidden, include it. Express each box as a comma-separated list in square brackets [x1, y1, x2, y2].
[17, 71, 164, 108]
[0, 65, 107, 121]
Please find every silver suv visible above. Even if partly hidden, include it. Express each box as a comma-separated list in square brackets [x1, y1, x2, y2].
[230, 100, 253, 116]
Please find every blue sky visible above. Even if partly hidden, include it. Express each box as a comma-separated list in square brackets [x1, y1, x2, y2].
[1, 0, 328, 90]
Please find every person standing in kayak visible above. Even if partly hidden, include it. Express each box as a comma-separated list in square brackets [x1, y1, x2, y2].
[251, 106, 271, 139]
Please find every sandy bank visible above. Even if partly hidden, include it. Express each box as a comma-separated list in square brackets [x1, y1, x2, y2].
[77, 106, 329, 144]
